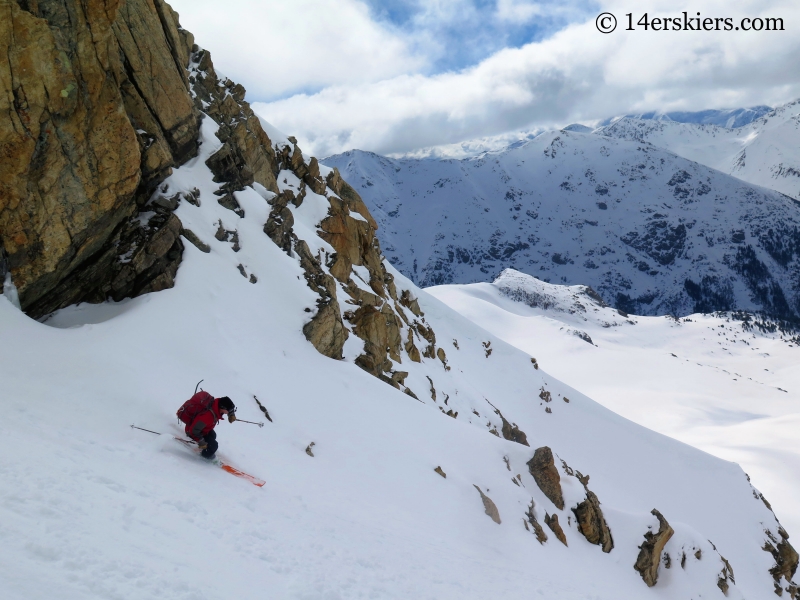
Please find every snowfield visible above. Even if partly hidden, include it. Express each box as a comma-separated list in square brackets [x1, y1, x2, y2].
[429, 269, 800, 539]
[0, 117, 795, 600]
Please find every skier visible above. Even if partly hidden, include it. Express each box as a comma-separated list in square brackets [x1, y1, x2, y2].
[177, 391, 237, 460]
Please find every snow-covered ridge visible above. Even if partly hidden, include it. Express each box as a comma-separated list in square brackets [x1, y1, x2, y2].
[597, 99, 800, 201]
[324, 127, 800, 320]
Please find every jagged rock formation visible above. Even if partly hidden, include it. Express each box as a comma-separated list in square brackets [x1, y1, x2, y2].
[634, 509, 675, 587]
[573, 489, 614, 553]
[527, 446, 565, 510]
[2, 0, 196, 316]
[473, 485, 501, 524]
[0, 0, 284, 318]
[544, 513, 567, 546]
[765, 527, 800, 597]
[525, 500, 548, 544]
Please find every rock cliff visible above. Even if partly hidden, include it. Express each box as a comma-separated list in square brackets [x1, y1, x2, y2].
[0, 0, 277, 317]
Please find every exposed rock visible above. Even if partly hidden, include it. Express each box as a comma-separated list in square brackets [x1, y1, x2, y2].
[572, 490, 614, 553]
[500, 416, 530, 447]
[426, 376, 437, 401]
[634, 509, 675, 587]
[1, 0, 203, 316]
[525, 500, 548, 544]
[305, 442, 315, 457]
[545, 513, 567, 546]
[399, 289, 423, 317]
[527, 447, 565, 510]
[473, 485, 501, 524]
[1, 0, 288, 318]
[717, 555, 735, 596]
[765, 528, 800, 591]
[434, 466, 446, 478]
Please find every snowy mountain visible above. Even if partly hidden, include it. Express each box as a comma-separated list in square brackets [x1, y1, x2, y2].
[599, 106, 773, 129]
[2, 2, 799, 599]
[324, 129, 800, 319]
[598, 99, 800, 201]
[3, 88, 798, 600]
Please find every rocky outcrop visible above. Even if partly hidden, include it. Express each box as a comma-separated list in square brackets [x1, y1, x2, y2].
[765, 528, 800, 597]
[525, 500, 548, 544]
[634, 509, 674, 587]
[261, 139, 445, 392]
[1, 0, 200, 316]
[527, 447, 564, 510]
[473, 485, 501, 524]
[545, 513, 567, 546]
[573, 489, 614, 553]
[1, 0, 283, 318]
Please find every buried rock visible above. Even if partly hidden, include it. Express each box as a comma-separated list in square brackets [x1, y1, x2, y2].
[527, 447, 564, 509]
[634, 509, 674, 587]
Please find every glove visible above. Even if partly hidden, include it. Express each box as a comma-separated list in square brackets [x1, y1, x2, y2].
[196, 440, 208, 451]
[228, 413, 236, 423]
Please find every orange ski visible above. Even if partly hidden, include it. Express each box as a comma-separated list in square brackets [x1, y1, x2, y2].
[174, 436, 265, 487]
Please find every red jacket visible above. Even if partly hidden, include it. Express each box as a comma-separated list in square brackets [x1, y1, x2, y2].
[184, 396, 223, 441]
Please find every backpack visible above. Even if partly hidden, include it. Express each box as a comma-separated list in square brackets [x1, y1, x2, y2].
[177, 391, 215, 425]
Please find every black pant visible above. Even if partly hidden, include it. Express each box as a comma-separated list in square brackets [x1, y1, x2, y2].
[201, 430, 218, 459]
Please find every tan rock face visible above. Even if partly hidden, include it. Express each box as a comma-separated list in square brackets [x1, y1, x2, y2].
[573, 490, 614, 553]
[527, 447, 565, 510]
[765, 527, 800, 594]
[545, 513, 567, 546]
[634, 509, 674, 587]
[473, 485, 501, 524]
[1, 0, 284, 317]
[1, 0, 204, 316]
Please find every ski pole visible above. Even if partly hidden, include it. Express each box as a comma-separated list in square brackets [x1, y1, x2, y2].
[236, 419, 264, 428]
[131, 424, 162, 435]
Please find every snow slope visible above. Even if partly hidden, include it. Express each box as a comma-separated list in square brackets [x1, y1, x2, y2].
[429, 269, 800, 538]
[599, 106, 773, 130]
[0, 117, 795, 599]
[324, 130, 800, 319]
[598, 99, 800, 201]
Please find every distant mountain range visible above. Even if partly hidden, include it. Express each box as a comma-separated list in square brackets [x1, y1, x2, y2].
[598, 105, 773, 129]
[323, 99, 800, 319]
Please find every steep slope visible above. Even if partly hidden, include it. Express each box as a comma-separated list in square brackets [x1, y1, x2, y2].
[430, 268, 800, 538]
[598, 99, 800, 201]
[2, 108, 798, 599]
[1, 2, 798, 598]
[324, 131, 800, 319]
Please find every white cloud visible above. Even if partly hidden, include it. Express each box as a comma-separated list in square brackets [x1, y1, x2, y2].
[167, 0, 425, 99]
[252, 0, 800, 157]
[168, 0, 800, 158]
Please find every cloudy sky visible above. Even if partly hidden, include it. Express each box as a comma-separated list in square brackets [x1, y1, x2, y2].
[169, 0, 800, 157]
